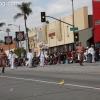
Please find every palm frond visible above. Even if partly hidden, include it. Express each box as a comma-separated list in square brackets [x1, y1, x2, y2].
[17, 2, 33, 16]
[13, 13, 23, 20]
[22, 2, 32, 7]
[0, 22, 6, 27]
[25, 8, 32, 16]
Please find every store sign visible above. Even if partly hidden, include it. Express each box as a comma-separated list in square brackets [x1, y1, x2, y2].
[48, 32, 55, 39]
[95, 20, 100, 25]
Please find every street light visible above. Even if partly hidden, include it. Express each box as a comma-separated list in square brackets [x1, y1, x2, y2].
[71, 0, 75, 27]
[8, 24, 22, 56]
[8, 24, 20, 29]
[0, 28, 10, 53]
[71, 0, 75, 50]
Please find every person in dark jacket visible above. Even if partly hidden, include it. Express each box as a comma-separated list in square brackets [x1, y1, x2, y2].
[60, 53, 64, 64]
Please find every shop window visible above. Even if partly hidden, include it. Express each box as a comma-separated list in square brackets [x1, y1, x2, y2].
[60, 45, 65, 52]
[51, 48, 54, 53]
[95, 43, 100, 48]
[60, 46, 63, 52]
[68, 43, 74, 51]
[34, 44, 35, 47]
[54, 47, 57, 53]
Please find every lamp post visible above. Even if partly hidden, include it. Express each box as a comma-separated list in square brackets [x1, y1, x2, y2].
[71, 0, 75, 28]
[71, 0, 75, 50]
[8, 24, 22, 56]
[0, 28, 10, 53]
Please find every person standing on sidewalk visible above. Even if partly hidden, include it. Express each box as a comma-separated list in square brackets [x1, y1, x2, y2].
[9, 51, 15, 70]
[38, 48, 46, 67]
[75, 42, 85, 66]
[0, 48, 7, 73]
[84, 47, 89, 61]
[88, 44, 95, 63]
[27, 49, 33, 67]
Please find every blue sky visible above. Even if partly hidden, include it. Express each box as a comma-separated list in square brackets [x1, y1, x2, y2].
[0, 0, 92, 40]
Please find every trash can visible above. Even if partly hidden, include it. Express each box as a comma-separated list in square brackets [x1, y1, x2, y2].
[87, 53, 92, 63]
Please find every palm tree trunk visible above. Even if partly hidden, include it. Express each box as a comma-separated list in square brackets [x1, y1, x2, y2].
[24, 19, 29, 52]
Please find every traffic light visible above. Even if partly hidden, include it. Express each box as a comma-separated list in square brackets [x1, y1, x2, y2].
[74, 32, 79, 42]
[4, 36, 12, 45]
[41, 12, 46, 22]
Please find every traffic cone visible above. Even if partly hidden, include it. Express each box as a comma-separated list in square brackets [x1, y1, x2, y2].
[59, 79, 64, 85]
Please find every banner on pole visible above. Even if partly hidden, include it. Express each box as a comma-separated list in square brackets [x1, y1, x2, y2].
[15, 31, 25, 41]
[4, 36, 12, 45]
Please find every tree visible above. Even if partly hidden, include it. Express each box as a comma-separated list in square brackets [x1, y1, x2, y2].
[13, 37, 16, 41]
[14, 47, 26, 57]
[0, 40, 4, 43]
[13, 2, 33, 52]
[0, 22, 5, 27]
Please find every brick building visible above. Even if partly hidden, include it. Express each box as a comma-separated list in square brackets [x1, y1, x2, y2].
[0, 41, 17, 56]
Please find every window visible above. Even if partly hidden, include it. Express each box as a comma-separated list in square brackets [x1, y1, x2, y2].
[68, 43, 74, 51]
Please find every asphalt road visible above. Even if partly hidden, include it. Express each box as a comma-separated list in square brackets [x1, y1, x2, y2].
[0, 63, 100, 100]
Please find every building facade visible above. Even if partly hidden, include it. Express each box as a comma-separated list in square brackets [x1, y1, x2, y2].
[0, 41, 17, 56]
[92, 0, 100, 48]
[42, 7, 89, 53]
[28, 28, 43, 55]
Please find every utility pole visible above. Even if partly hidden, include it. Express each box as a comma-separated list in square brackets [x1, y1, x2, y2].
[0, 28, 11, 54]
[71, 0, 75, 28]
[8, 24, 22, 56]
[71, 0, 75, 50]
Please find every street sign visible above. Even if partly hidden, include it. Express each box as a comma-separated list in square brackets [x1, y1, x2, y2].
[70, 27, 78, 31]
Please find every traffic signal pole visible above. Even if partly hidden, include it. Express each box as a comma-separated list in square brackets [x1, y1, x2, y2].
[41, 12, 73, 26]
[46, 16, 73, 26]
[71, 0, 76, 50]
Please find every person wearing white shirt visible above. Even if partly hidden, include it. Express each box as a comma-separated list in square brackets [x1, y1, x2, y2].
[27, 49, 33, 67]
[88, 45, 95, 63]
[84, 47, 89, 61]
[9, 51, 15, 70]
[38, 48, 45, 67]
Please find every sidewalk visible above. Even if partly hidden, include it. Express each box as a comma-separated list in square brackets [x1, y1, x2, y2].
[6, 62, 100, 74]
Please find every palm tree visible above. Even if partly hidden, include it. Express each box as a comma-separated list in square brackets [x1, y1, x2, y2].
[13, 2, 32, 51]
[6, 28, 10, 33]
[6, 28, 10, 52]
[0, 22, 5, 27]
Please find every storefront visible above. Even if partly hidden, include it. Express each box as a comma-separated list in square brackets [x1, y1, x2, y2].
[49, 43, 74, 54]
[43, 7, 89, 54]
[95, 43, 100, 48]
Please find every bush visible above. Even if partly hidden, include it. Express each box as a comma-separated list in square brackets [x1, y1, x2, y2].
[14, 47, 26, 57]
